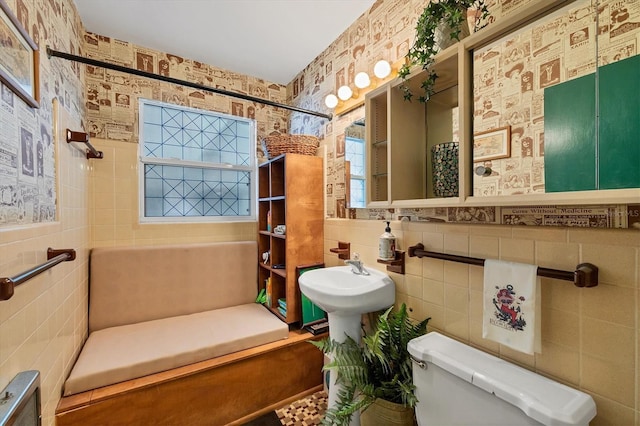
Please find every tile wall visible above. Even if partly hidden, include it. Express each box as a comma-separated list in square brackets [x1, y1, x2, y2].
[88, 138, 257, 247]
[325, 218, 640, 425]
[0, 104, 90, 425]
[0, 0, 87, 422]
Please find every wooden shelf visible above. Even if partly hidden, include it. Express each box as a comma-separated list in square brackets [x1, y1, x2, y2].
[271, 268, 286, 278]
[269, 307, 286, 322]
[259, 230, 286, 239]
[258, 154, 324, 325]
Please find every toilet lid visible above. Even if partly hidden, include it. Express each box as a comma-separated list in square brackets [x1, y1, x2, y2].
[408, 332, 596, 426]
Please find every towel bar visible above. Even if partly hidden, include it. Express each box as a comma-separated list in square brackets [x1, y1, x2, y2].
[408, 243, 598, 288]
[0, 248, 76, 301]
[66, 129, 104, 159]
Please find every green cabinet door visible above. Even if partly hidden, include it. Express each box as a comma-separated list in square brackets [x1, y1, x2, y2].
[544, 54, 640, 192]
[598, 54, 640, 189]
[544, 73, 596, 192]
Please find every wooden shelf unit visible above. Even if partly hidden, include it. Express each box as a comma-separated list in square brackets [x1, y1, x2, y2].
[257, 153, 324, 325]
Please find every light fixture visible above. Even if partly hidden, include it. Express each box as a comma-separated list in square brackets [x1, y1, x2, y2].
[354, 72, 371, 89]
[337, 85, 353, 101]
[325, 94, 338, 109]
[324, 58, 396, 111]
[373, 60, 392, 79]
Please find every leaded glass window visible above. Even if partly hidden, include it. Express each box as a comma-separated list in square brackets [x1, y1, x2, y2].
[139, 99, 256, 221]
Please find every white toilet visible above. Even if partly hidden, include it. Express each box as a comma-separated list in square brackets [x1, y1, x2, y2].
[408, 333, 596, 426]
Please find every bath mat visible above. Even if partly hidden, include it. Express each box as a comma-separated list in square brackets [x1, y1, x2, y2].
[276, 390, 327, 425]
[244, 390, 327, 425]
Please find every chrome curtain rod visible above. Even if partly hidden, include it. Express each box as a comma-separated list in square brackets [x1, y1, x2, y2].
[46, 46, 333, 120]
[0, 248, 76, 301]
[407, 243, 598, 288]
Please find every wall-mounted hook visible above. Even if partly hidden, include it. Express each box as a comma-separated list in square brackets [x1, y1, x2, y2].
[330, 241, 350, 260]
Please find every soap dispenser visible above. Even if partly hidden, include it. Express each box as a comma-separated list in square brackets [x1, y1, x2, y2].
[378, 221, 396, 261]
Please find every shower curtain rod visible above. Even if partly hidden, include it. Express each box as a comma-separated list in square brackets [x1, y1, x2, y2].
[46, 46, 333, 120]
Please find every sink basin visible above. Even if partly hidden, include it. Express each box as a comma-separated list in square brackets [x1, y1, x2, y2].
[300, 265, 395, 424]
[299, 265, 395, 315]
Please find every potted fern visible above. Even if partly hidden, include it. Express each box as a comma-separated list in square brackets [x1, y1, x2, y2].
[398, 0, 490, 102]
[311, 304, 430, 426]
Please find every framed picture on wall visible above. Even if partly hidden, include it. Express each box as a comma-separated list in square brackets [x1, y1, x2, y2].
[473, 126, 511, 162]
[0, 0, 39, 108]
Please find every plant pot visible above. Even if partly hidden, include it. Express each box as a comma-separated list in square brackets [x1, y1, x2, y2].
[431, 142, 459, 197]
[360, 398, 415, 426]
[434, 10, 471, 51]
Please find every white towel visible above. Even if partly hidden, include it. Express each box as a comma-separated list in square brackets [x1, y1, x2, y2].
[482, 259, 541, 355]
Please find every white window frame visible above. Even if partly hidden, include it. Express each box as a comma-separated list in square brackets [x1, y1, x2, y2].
[138, 98, 257, 223]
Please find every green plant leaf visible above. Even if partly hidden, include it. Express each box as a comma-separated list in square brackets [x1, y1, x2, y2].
[400, 0, 490, 102]
[312, 303, 430, 418]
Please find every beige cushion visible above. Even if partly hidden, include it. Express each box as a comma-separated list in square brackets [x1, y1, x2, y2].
[89, 242, 257, 332]
[63, 303, 288, 396]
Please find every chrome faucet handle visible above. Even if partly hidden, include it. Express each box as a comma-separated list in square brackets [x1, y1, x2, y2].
[344, 253, 369, 275]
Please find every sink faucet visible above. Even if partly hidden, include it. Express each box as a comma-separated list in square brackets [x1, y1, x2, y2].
[345, 253, 369, 275]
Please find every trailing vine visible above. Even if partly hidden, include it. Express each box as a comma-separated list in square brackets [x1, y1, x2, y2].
[399, 0, 490, 102]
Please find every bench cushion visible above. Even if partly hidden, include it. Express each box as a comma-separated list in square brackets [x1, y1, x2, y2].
[89, 242, 258, 332]
[63, 303, 288, 396]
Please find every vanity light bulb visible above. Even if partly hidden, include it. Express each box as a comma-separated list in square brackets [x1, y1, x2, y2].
[324, 94, 338, 109]
[374, 60, 391, 79]
[337, 85, 353, 101]
[354, 72, 371, 89]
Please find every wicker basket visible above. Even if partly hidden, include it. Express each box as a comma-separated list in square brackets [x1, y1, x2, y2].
[262, 134, 319, 158]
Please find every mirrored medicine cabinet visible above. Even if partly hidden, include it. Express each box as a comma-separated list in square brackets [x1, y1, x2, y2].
[361, 0, 640, 209]
[344, 119, 366, 208]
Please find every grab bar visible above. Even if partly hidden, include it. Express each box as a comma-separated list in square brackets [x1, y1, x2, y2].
[0, 248, 76, 301]
[408, 243, 598, 288]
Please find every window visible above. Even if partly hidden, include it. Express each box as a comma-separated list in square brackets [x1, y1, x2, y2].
[139, 99, 256, 222]
[345, 135, 366, 208]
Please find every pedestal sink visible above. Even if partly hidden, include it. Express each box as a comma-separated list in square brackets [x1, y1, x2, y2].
[299, 265, 395, 423]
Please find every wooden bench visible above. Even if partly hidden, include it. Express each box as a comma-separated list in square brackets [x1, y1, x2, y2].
[55, 242, 324, 425]
[56, 330, 324, 425]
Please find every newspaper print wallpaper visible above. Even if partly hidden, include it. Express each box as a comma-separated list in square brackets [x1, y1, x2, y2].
[286, 0, 639, 229]
[352, 204, 640, 230]
[0, 0, 84, 226]
[82, 31, 289, 160]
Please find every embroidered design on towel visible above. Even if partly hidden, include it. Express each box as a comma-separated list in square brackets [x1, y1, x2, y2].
[491, 284, 527, 331]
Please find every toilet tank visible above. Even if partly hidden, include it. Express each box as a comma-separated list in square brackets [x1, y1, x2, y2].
[408, 333, 596, 426]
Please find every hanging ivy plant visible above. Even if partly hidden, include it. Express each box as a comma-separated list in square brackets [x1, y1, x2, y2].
[398, 0, 490, 102]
